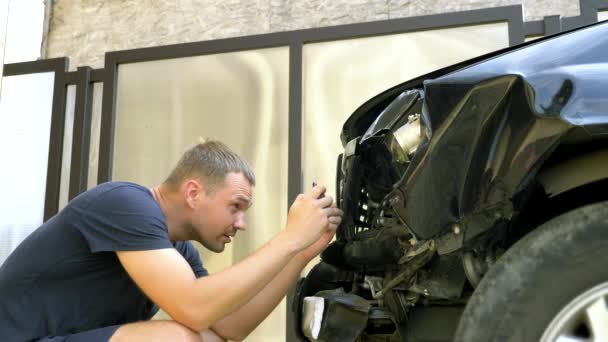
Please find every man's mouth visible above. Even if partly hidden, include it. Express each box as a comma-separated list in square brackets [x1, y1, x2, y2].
[223, 234, 233, 243]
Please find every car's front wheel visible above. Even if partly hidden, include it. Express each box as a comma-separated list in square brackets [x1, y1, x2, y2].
[454, 201, 608, 342]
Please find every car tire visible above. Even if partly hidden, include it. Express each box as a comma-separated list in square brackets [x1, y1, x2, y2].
[454, 201, 608, 342]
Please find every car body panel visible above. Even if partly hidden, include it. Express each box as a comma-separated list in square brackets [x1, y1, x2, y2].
[343, 22, 608, 240]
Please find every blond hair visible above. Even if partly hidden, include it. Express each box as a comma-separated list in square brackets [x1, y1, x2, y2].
[165, 139, 255, 192]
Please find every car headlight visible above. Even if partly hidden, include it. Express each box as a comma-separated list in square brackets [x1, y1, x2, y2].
[393, 113, 422, 157]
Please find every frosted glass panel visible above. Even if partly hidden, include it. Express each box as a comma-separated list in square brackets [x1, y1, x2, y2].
[0, 72, 54, 264]
[87, 83, 103, 189]
[0, 1, 8, 80]
[599, 11, 608, 21]
[114, 47, 288, 342]
[3, 0, 44, 63]
[58, 85, 76, 210]
[302, 22, 509, 272]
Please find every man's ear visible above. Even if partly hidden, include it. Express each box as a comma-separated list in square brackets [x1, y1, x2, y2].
[182, 179, 203, 209]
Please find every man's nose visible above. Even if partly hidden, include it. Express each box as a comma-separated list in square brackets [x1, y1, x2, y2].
[233, 215, 247, 231]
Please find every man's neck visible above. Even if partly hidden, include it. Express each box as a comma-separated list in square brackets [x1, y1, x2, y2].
[150, 184, 185, 241]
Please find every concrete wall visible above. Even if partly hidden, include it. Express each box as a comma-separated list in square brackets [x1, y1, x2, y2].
[47, 0, 581, 69]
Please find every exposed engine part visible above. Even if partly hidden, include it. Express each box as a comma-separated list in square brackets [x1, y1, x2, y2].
[363, 276, 384, 299]
[369, 241, 436, 326]
[399, 239, 434, 264]
[393, 113, 422, 156]
[376, 240, 436, 298]
[368, 200, 381, 209]
[337, 95, 424, 244]
[383, 290, 412, 324]
[368, 306, 393, 321]
[409, 254, 467, 300]
[462, 251, 489, 288]
[360, 312, 405, 342]
[341, 225, 411, 269]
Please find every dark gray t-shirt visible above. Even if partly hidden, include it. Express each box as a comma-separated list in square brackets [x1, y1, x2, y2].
[0, 181, 208, 341]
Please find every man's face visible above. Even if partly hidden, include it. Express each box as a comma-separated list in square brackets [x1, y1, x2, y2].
[190, 172, 253, 253]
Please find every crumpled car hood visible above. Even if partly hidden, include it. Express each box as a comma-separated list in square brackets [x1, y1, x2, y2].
[342, 21, 608, 241]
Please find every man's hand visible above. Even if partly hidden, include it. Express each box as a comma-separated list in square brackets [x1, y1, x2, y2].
[298, 200, 342, 262]
[209, 195, 342, 340]
[282, 185, 343, 251]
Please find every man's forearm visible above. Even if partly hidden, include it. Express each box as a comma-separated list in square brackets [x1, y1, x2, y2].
[211, 253, 311, 340]
[183, 232, 302, 331]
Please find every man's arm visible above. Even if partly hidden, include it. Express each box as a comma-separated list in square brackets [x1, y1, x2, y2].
[210, 228, 337, 341]
[117, 186, 340, 333]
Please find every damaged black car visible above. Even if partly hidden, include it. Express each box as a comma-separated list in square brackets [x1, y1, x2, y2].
[293, 20, 608, 342]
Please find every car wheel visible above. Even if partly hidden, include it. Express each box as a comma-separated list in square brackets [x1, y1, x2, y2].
[454, 201, 608, 342]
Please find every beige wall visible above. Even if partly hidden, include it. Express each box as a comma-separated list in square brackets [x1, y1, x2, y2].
[47, 0, 582, 69]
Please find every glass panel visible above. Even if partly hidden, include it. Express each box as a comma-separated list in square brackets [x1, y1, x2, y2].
[3, 0, 44, 63]
[87, 82, 103, 189]
[113, 47, 289, 341]
[599, 11, 608, 21]
[58, 85, 76, 210]
[0, 72, 55, 264]
[0, 1, 9, 80]
[302, 22, 510, 272]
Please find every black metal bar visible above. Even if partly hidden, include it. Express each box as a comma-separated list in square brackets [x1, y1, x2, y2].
[43, 58, 70, 221]
[64, 71, 78, 84]
[97, 53, 118, 183]
[580, 0, 599, 23]
[286, 40, 303, 342]
[561, 16, 584, 30]
[3, 58, 67, 76]
[506, 5, 525, 45]
[544, 15, 562, 35]
[287, 43, 303, 205]
[302, 5, 519, 44]
[581, 0, 608, 22]
[91, 69, 105, 82]
[524, 20, 544, 36]
[68, 67, 93, 200]
[560, 0, 600, 31]
[107, 6, 522, 65]
[595, 0, 608, 10]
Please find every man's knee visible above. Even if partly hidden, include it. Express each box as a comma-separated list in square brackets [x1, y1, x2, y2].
[163, 321, 201, 342]
[110, 320, 201, 342]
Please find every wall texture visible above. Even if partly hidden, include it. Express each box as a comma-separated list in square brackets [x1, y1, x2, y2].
[47, 0, 581, 69]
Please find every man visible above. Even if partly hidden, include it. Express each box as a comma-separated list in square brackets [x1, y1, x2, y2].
[0, 140, 343, 341]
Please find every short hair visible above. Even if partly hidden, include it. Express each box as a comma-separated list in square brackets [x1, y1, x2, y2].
[164, 139, 255, 193]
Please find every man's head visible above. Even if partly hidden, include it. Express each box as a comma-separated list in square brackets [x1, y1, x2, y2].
[163, 139, 255, 252]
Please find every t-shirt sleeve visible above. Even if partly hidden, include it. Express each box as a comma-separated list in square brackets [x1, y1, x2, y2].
[175, 241, 209, 278]
[70, 185, 173, 253]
